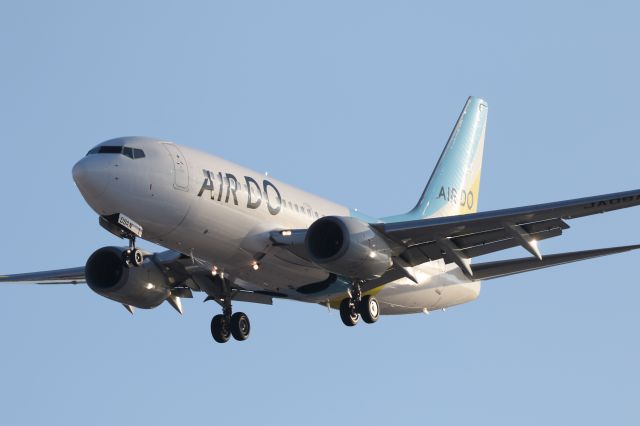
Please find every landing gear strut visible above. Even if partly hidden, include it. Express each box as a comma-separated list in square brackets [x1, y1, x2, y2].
[339, 281, 380, 327]
[208, 277, 251, 343]
[122, 235, 144, 267]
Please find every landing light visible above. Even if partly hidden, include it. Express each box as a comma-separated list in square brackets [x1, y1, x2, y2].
[281, 230, 292, 237]
[145, 283, 155, 290]
[368, 251, 377, 259]
[251, 262, 260, 271]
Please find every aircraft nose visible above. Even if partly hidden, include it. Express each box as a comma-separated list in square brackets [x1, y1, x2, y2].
[72, 156, 112, 201]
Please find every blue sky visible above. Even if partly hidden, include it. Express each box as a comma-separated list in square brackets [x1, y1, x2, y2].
[1, 1, 639, 425]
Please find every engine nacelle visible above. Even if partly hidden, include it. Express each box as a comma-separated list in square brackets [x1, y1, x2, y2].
[305, 216, 394, 280]
[85, 246, 171, 309]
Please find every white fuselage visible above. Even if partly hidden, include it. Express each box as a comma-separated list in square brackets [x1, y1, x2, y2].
[72, 137, 481, 314]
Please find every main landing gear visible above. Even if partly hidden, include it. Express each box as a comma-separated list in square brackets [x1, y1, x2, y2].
[210, 304, 251, 343]
[208, 277, 251, 343]
[339, 281, 380, 327]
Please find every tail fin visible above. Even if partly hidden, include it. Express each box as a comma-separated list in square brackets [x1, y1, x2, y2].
[389, 96, 488, 221]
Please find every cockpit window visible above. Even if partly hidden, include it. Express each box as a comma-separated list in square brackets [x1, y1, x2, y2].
[122, 147, 134, 159]
[86, 145, 146, 159]
[99, 146, 123, 154]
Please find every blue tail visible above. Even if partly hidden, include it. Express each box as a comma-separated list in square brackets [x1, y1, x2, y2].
[386, 96, 488, 222]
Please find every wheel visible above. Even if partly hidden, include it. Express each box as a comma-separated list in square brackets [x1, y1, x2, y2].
[339, 298, 359, 327]
[131, 249, 144, 267]
[360, 295, 380, 324]
[230, 312, 251, 341]
[211, 314, 230, 343]
[122, 249, 132, 266]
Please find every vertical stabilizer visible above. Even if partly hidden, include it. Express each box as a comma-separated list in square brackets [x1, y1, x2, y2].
[388, 97, 488, 221]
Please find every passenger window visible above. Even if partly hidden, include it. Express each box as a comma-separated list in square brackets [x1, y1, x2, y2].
[307, 209, 312, 217]
[123, 147, 134, 159]
[294, 204, 299, 213]
[288, 201, 293, 210]
[314, 212, 319, 218]
[133, 148, 145, 159]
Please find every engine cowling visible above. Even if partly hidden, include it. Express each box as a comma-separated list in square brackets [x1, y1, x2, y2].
[305, 216, 394, 280]
[85, 246, 171, 309]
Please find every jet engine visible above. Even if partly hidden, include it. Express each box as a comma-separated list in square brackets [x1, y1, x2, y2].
[305, 216, 394, 280]
[85, 246, 171, 308]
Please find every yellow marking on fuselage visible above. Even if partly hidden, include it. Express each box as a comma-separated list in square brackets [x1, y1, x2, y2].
[328, 286, 385, 310]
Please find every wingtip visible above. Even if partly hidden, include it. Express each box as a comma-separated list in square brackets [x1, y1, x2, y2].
[616, 244, 640, 251]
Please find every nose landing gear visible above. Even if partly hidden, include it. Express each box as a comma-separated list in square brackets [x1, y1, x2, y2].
[123, 247, 144, 267]
[99, 213, 146, 267]
[122, 235, 144, 267]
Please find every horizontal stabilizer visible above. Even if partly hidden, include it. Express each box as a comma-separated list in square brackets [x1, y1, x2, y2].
[472, 244, 640, 280]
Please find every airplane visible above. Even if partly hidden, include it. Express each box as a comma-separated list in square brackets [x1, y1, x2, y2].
[2, 96, 640, 343]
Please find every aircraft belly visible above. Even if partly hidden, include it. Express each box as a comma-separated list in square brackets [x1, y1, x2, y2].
[374, 264, 482, 315]
[234, 260, 330, 294]
[376, 281, 481, 314]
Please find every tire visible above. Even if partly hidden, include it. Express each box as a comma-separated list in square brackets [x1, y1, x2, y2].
[132, 249, 144, 267]
[360, 295, 380, 324]
[230, 312, 250, 341]
[211, 314, 230, 343]
[122, 249, 132, 267]
[339, 298, 359, 327]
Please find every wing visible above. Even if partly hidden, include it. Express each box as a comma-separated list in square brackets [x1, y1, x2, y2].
[273, 189, 640, 282]
[0, 250, 277, 310]
[0, 267, 86, 284]
[471, 244, 640, 280]
[374, 188, 640, 278]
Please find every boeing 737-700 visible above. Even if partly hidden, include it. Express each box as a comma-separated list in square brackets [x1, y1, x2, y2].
[2, 96, 639, 343]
